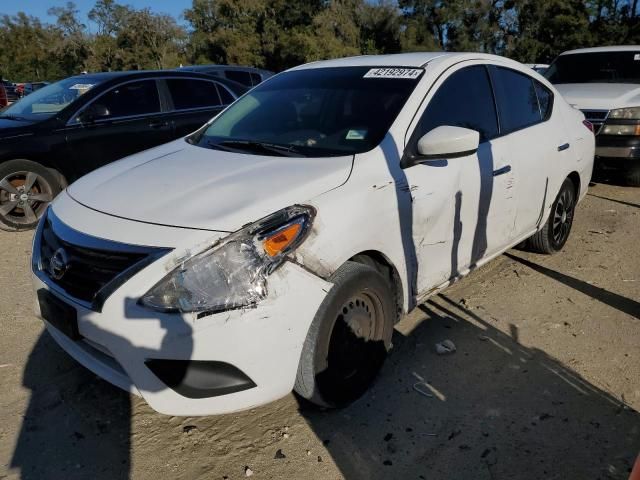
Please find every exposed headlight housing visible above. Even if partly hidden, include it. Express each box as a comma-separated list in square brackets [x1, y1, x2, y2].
[140, 205, 315, 314]
[608, 107, 640, 120]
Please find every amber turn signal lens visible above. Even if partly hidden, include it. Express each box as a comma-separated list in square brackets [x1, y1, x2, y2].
[263, 222, 302, 257]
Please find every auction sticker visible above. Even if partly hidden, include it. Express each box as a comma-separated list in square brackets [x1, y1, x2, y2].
[69, 84, 95, 90]
[346, 129, 367, 140]
[364, 68, 423, 79]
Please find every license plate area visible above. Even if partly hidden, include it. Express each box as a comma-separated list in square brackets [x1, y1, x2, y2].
[37, 289, 81, 340]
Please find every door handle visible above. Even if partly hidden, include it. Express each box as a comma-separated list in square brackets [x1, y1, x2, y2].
[149, 120, 169, 129]
[558, 143, 570, 152]
[492, 165, 511, 177]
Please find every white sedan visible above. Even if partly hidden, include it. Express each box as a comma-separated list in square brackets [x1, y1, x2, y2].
[31, 53, 594, 415]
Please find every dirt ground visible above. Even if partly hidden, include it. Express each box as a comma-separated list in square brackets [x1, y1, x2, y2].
[0, 181, 639, 480]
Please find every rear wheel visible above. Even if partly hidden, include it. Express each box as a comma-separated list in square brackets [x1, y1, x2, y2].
[526, 178, 576, 254]
[0, 159, 60, 231]
[294, 261, 395, 408]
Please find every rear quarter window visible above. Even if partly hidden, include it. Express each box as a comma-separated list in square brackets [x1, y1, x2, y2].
[225, 71, 253, 86]
[217, 85, 235, 105]
[250, 73, 262, 85]
[534, 81, 553, 120]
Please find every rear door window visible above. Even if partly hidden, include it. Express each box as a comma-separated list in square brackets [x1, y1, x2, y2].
[415, 65, 499, 142]
[491, 67, 543, 133]
[166, 78, 222, 110]
[95, 80, 160, 118]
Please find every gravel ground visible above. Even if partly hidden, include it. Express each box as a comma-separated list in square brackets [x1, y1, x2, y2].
[0, 182, 638, 480]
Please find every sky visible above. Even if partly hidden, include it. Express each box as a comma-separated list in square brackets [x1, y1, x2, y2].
[0, 0, 192, 25]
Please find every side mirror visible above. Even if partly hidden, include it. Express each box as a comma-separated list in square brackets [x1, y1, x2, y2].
[415, 125, 480, 161]
[78, 103, 110, 123]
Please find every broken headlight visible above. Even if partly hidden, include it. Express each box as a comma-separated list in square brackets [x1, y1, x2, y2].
[140, 205, 315, 314]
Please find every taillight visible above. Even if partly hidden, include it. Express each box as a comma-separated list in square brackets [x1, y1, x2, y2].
[583, 120, 594, 133]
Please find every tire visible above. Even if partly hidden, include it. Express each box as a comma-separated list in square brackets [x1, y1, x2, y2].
[294, 261, 395, 408]
[526, 178, 576, 254]
[625, 165, 640, 187]
[0, 159, 61, 232]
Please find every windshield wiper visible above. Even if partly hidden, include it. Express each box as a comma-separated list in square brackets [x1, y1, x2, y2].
[205, 140, 245, 153]
[218, 140, 306, 157]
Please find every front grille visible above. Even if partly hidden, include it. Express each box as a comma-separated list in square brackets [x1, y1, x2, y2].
[35, 209, 170, 310]
[580, 109, 609, 135]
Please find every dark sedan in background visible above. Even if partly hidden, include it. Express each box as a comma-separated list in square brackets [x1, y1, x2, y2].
[176, 64, 274, 87]
[0, 70, 247, 231]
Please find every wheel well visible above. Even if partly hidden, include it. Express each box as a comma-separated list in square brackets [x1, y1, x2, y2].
[0, 158, 68, 190]
[567, 171, 580, 200]
[49, 168, 68, 190]
[349, 251, 403, 323]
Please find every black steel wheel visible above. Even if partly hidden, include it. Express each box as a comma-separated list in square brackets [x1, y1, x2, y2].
[294, 261, 395, 408]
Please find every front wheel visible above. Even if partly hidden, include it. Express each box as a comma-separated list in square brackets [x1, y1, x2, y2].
[294, 261, 395, 408]
[526, 178, 576, 254]
[0, 159, 60, 231]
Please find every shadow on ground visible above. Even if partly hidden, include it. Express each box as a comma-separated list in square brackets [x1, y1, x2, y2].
[591, 169, 638, 190]
[10, 281, 640, 480]
[10, 334, 131, 480]
[298, 290, 640, 480]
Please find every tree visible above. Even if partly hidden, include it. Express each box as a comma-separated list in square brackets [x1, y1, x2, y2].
[359, 0, 402, 54]
[0, 13, 67, 81]
[117, 9, 187, 70]
[510, 0, 592, 63]
[1, 0, 640, 81]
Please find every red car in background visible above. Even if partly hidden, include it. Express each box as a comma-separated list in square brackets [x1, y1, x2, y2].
[0, 83, 7, 108]
[0, 81, 18, 104]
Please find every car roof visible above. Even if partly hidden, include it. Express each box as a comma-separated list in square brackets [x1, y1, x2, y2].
[290, 52, 517, 71]
[61, 70, 248, 94]
[64, 70, 230, 82]
[292, 52, 449, 70]
[560, 45, 640, 55]
[177, 64, 273, 75]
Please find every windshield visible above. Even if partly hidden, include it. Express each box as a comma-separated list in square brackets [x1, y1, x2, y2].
[0, 77, 104, 120]
[191, 66, 423, 157]
[546, 51, 640, 84]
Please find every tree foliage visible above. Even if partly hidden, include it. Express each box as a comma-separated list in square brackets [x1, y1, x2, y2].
[0, 0, 638, 82]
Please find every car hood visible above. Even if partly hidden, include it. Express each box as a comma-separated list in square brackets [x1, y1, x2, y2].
[67, 140, 353, 232]
[554, 83, 640, 110]
[0, 117, 36, 137]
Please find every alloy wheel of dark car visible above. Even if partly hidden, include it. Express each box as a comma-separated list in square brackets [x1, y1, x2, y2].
[0, 170, 54, 230]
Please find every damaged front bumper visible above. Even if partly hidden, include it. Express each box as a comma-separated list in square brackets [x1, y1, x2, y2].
[31, 200, 332, 416]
